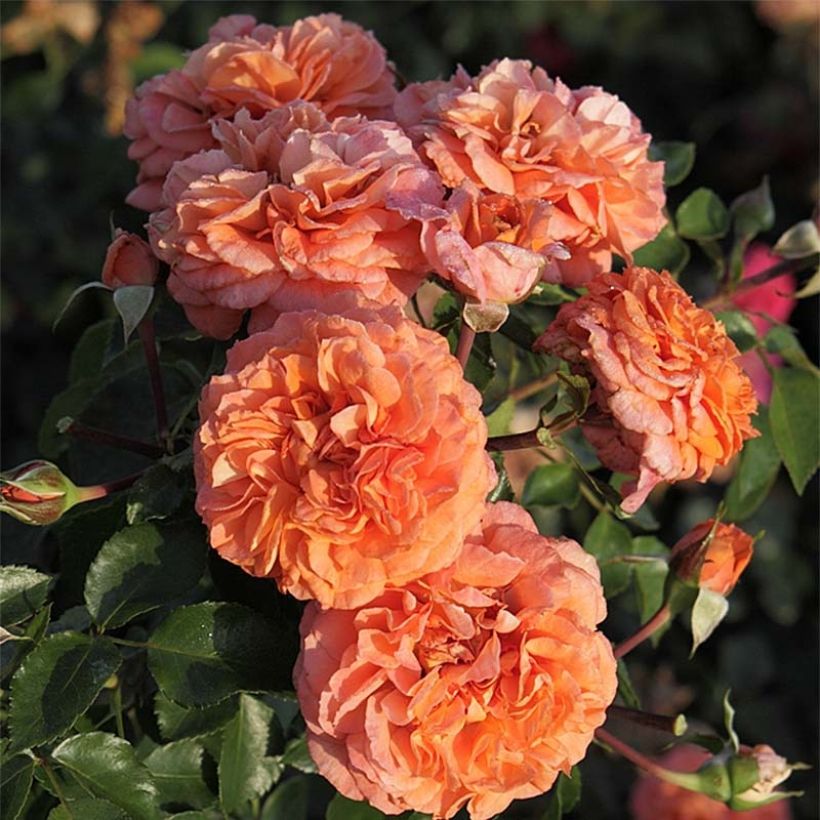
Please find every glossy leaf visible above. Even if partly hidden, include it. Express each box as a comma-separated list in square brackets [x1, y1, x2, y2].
[52, 732, 161, 820]
[543, 767, 582, 820]
[676, 188, 729, 241]
[9, 633, 120, 751]
[144, 738, 215, 810]
[48, 799, 127, 820]
[1, 754, 34, 820]
[731, 177, 774, 241]
[485, 397, 515, 437]
[764, 326, 818, 372]
[326, 793, 386, 820]
[126, 463, 188, 525]
[632, 537, 670, 640]
[716, 310, 758, 352]
[769, 367, 820, 494]
[281, 736, 317, 774]
[632, 222, 691, 274]
[724, 408, 781, 522]
[616, 659, 641, 710]
[219, 695, 282, 813]
[521, 463, 580, 508]
[155, 692, 238, 742]
[0, 565, 51, 626]
[84, 521, 206, 629]
[649, 140, 696, 186]
[147, 602, 297, 706]
[584, 512, 634, 598]
[773, 220, 820, 259]
[690, 587, 729, 656]
[261, 775, 310, 820]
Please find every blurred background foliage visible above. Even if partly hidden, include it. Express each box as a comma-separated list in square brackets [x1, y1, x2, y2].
[1, 1, 817, 818]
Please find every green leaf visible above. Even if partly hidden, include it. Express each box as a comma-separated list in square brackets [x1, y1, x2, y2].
[676, 188, 730, 241]
[112, 286, 155, 343]
[126, 463, 188, 525]
[155, 692, 238, 742]
[769, 367, 820, 494]
[281, 736, 316, 774]
[1, 754, 34, 820]
[543, 767, 582, 820]
[48, 798, 127, 820]
[521, 463, 580, 508]
[724, 408, 781, 522]
[84, 521, 206, 629]
[0, 566, 51, 626]
[528, 282, 577, 305]
[144, 738, 216, 810]
[9, 633, 121, 751]
[326, 793, 386, 820]
[649, 141, 696, 187]
[147, 602, 297, 706]
[773, 220, 820, 259]
[795, 264, 820, 298]
[616, 659, 641, 709]
[715, 310, 758, 352]
[731, 177, 775, 241]
[485, 397, 515, 437]
[764, 326, 818, 372]
[690, 587, 729, 656]
[52, 282, 110, 332]
[261, 775, 309, 820]
[52, 732, 161, 820]
[219, 695, 281, 813]
[632, 537, 670, 638]
[584, 512, 634, 598]
[487, 454, 514, 503]
[1, 603, 51, 685]
[632, 222, 691, 274]
[722, 690, 740, 752]
[69, 319, 118, 384]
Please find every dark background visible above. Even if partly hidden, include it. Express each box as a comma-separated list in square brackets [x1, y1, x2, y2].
[2, 2, 817, 818]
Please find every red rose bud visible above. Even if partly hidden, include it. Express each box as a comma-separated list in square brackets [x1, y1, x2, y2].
[669, 519, 754, 596]
[0, 460, 101, 526]
[102, 229, 158, 289]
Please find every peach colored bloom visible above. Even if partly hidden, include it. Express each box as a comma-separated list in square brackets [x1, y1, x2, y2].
[534, 267, 759, 513]
[150, 109, 442, 339]
[414, 180, 569, 306]
[670, 519, 754, 596]
[631, 745, 791, 820]
[395, 59, 665, 286]
[124, 13, 396, 211]
[194, 305, 495, 609]
[733, 243, 797, 403]
[101, 229, 158, 288]
[295, 501, 616, 820]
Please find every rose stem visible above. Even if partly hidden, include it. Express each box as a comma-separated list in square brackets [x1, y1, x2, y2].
[614, 604, 672, 660]
[62, 419, 164, 459]
[137, 318, 170, 450]
[77, 471, 146, 502]
[703, 254, 818, 310]
[486, 428, 542, 451]
[594, 727, 671, 780]
[455, 322, 476, 370]
[607, 705, 687, 736]
[509, 371, 559, 402]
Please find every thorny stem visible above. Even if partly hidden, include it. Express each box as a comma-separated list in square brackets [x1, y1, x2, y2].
[703, 254, 818, 310]
[607, 705, 687, 736]
[62, 419, 164, 459]
[138, 318, 170, 450]
[614, 604, 672, 660]
[455, 322, 477, 370]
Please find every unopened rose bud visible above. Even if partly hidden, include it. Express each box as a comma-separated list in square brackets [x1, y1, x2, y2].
[102, 229, 158, 289]
[0, 460, 96, 526]
[729, 745, 800, 810]
[669, 519, 754, 596]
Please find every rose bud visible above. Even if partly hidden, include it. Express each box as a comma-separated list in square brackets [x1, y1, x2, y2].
[102, 229, 158, 289]
[669, 519, 754, 597]
[0, 460, 88, 526]
[729, 745, 803, 811]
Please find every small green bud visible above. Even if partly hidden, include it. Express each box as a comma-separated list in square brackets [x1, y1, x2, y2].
[0, 460, 84, 526]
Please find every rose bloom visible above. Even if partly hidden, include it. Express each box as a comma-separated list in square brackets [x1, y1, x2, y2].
[194, 304, 495, 609]
[124, 13, 396, 210]
[631, 745, 791, 820]
[395, 58, 665, 286]
[733, 243, 797, 403]
[295, 502, 617, 820]
[150, 108, 442, 339]
[670, 519, 754, 596]
[101, 229, 159, 288]
[535, 267, 759, 513]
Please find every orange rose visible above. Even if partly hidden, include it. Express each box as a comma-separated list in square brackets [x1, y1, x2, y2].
[670, 519, 754, 596]
[124, 13, 396, 211]
[150, 108, 442, 339]
[295, 502, 617, 820]
[395, 59, 665, 286]
[194, 304, 495, 609]
[534, 267, 758, 513]
[101, 229, 158, 288]
[631, 745, 792, 820]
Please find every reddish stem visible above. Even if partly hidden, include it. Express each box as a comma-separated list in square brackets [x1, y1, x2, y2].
[607, 705, 686, 736]
[486, 428, 542, 452]
[455, 323, 476, 370]
[77, 470, 145, 502]
[138, 318, 169, 448]
[595, 727, 671, 780]
[614, 604, 672, 659]
[63, 419, 164, 459]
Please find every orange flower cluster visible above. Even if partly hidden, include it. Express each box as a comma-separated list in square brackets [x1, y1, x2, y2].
[535, 266, 759, 512]
[105, 13, 765, 818]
